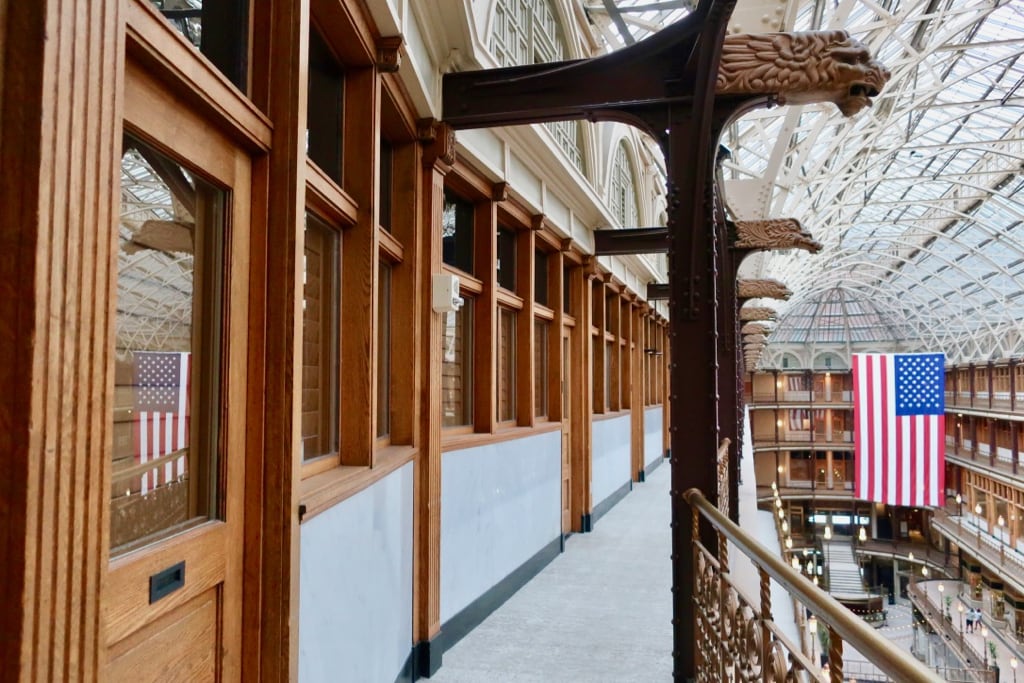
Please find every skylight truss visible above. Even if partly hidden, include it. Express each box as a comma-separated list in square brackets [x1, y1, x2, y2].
[721, 0, 1024, 364]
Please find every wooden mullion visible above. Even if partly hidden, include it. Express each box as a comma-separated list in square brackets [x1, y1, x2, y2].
[339, 65, 379, 466]
[413, 120, 453, 673]
[243, 0, 307, 679]
[517, 227, 535, 426]
[0, 2, 122, 679]
[572, 268, 594, 529]
[474, 198, 497, 433]
[388, 139, 420, 446]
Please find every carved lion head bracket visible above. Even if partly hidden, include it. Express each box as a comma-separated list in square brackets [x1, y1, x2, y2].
[717, 30, 891, 117]
[737, 278, 792, 301]
[732, 218, 822, 254]
[739, 306, 777, 322]
[741, 322, 771, 336]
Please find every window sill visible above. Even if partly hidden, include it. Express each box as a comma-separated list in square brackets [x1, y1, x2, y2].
[442, 421, 562, 453]
[299, 444, 417, 523]
[593, 409, 631, 422]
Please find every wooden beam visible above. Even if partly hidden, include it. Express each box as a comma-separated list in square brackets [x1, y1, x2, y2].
[593, 227, 668, 256]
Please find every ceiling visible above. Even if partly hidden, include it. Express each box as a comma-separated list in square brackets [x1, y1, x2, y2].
[587, 0, 1024, 364]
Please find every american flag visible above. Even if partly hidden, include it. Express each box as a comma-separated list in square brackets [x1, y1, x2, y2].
[135, 351, 190, 493]
[853, 353, 945, 506]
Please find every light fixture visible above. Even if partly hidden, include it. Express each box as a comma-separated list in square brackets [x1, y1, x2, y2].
[998, 515, 1005, 527]
[922, 566, 929, 577]
[908, 552, 914, 562]
[791, 556, 800, 570]
[957, 603, 964, 614]
[781, 520, 789, 534]
[808, 614, 817, 633]
[776, 498, 783, 508]
[858, 527, 867, 542]
[812, 575, 819, 586]
[777, 465, 784, 473]
[777, 508, 785, 519]
[955, 493, 962, 504]
[982, 625, 989, 638]
[938, 583, 944, 595]
[771, 481, 778, 491]
[785, 536, 793, 549]
[1011, 655, 1017, 669]
[975, 503, 982, 515]
[776, 419, 783, 428]
[824, 525, 832, 541]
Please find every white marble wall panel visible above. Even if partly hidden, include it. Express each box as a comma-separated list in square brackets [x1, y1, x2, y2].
[440, 430, 561, 623]
[298, 462, 414, 683]
[592, 414, 632, 507]
[644, 406, 664, 468]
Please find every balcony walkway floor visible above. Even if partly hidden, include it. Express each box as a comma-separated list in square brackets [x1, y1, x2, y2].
[430, 459, 674, 682]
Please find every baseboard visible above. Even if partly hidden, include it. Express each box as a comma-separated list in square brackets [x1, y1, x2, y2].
[642, 454, 665, 480]
[431, 535, 563, 671]
[405, 635, 443, 680]
[591, 480, 632, 526]
[580, 512, 592, 532]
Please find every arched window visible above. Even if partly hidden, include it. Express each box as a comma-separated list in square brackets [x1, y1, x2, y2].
[490, 0, 585, 172]
[610, 142, 639, 228]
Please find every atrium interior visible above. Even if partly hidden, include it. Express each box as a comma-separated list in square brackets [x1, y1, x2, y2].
[2, 1, 1024, 682]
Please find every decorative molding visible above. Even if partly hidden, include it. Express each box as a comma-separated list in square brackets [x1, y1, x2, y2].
[737, 278, 792, 301]
[531, 214, 547, 232]
[377, 35, 404, 73]
[717, 31, 891, 117]
[739, 306, 777, 322]
[492, 181, 510, 202]
[418, 118, 456, 168]
[733, 218, 822, 253]
[742, 334, 767, 346]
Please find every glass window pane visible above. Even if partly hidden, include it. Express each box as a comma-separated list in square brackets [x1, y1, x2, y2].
[497, 227, 516, 291]
[376, 262, 392, 438]
[302, 213, 340, 461]
[534, 249, 548, 306]
[442, 190, 475, 274]
[534, 320, 549, 417]
[442, 300, 474, 427]
[149, 0, 250, 92]
[498, 308, 517, 422]
[112, 135, 225, 555]
[307, 25, 345, 183]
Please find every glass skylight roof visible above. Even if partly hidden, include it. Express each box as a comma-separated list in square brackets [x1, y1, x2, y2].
[719, 0, 1024, 364]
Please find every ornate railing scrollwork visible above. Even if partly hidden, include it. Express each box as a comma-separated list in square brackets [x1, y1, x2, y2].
[684, 487, 944, 683]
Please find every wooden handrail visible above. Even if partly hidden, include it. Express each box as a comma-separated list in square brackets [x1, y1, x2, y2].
[684, 487, 944, 683]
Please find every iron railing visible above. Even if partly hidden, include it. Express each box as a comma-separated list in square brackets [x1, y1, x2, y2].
[684, 487, 944, 682]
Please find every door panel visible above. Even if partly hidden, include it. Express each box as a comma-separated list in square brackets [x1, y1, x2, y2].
[107, 589, 219, 683]
[106, 64, 249, 680]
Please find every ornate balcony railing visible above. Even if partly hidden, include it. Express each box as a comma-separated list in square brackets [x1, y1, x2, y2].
[684, 487, 943, 682]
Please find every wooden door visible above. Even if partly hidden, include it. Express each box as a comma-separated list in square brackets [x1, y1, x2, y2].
[104, 65, 250, 681]
[561, 329, 572, 533]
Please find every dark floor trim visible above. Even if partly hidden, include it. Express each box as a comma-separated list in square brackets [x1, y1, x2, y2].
[591, 480, 632, 526]
[580, 512, 592, 532]
[429, 535, 563, 673]
[406, 636, 442, 681]
[643, 453, 665, 479]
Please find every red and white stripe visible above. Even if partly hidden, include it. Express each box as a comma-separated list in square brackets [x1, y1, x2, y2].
[853, 353, 944, 507]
